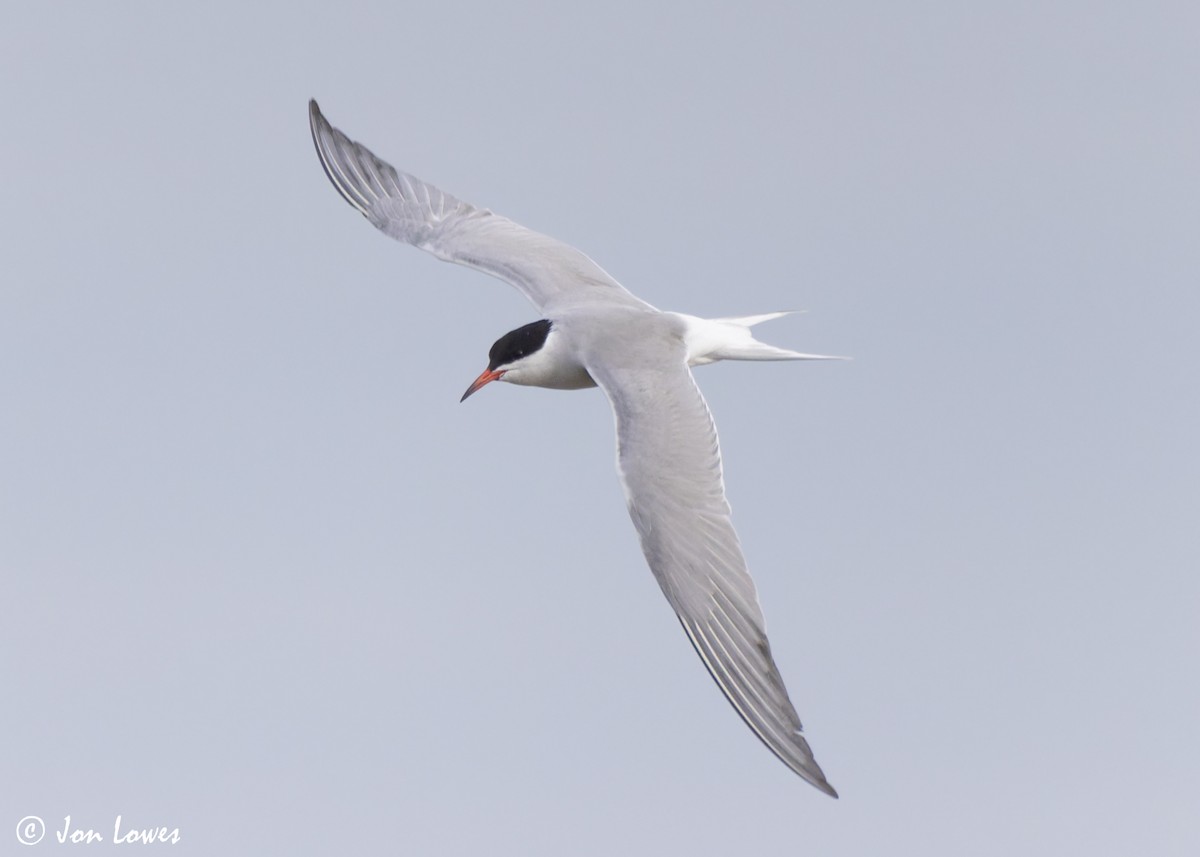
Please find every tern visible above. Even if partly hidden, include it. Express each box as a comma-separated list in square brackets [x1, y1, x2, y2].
[309, 100, 840, 797]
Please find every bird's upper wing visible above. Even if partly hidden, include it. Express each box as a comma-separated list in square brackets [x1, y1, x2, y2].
[586, 345, 837, 796]
[309, 100, 649, 313]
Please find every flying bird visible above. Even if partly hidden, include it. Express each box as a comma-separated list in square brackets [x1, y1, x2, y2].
[309, 100, 840, 797]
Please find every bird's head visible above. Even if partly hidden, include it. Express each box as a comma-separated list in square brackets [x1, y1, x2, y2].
[460, 319, 554, 401]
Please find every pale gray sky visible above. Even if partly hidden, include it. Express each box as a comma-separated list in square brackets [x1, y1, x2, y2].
[3, 2, 1198, 855]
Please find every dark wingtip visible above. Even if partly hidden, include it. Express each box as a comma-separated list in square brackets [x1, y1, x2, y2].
[308, 99, 326, 138]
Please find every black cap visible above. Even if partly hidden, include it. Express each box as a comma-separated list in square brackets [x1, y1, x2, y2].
[487, 319, 553, 371]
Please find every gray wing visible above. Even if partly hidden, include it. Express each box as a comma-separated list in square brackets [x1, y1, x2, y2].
[588, 348, 837, 797]
[309, 100, 648, 313]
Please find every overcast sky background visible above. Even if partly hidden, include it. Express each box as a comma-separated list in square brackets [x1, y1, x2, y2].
[3, 2, 1198, 855]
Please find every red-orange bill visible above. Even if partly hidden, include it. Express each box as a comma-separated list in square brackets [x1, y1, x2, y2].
[460, 368, 505, 402]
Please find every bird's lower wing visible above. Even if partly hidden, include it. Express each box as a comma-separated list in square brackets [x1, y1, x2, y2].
[309, 100, 648, 313]
[588, 351, 837, 796]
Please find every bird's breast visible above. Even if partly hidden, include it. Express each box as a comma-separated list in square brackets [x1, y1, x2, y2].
[506, 359, 596, 391]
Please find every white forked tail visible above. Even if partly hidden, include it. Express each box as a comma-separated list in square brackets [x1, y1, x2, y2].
[678, 311, 845, 366]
